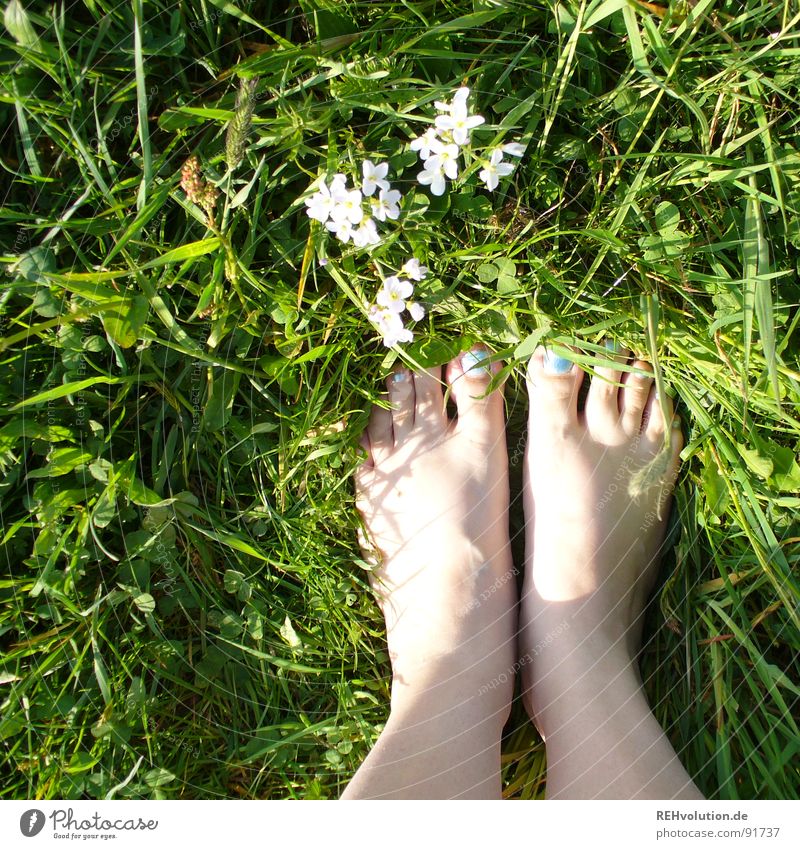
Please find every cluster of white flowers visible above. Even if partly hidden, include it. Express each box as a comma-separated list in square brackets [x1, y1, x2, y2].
[304, 160, 402, 247]
[301, 85, 528, 349]
[367, 259, 428, 347]
[409, 87, 524, 194]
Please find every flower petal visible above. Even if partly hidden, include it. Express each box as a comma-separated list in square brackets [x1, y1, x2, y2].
[502, 142, 526, 157]
[408, 301, 425, 322]
[431, 172, 446, 195]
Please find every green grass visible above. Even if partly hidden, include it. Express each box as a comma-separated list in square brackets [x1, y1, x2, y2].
[1, 0, 799, 799]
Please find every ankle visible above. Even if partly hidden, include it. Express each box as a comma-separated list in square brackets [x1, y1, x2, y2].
[390, 658, 512, 729]
[526, 635, 639, 714]
[522, 587, 645, 655]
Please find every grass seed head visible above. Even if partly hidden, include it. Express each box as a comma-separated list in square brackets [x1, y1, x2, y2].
[180, 155, 204, 203]
[181, 155, 219, 222]
[226, 77, 259, 171]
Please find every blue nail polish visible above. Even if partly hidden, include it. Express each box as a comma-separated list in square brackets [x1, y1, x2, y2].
[604, 338, 620, 352]
[543, 349, 573, 374]
[391, 371, 407, 384]
[462, 348, 492, 378]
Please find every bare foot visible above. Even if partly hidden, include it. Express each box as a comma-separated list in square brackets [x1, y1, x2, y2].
[355, 348, 516, 725]
[522, 343, 681, 665]
[519, 344, 700, 799]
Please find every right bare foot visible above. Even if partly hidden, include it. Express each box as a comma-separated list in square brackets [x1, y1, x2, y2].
[521, 343, 681, 669]
[519, 344, 701, 799]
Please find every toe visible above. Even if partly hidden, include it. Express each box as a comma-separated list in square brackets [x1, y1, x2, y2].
[620, 359, 654, 436]
[412, 366, 447, 435]
[585, 340, 630, 431]
[526, 346, 584, 433]
[387, 368, 415, 443]
[446, 347, 505, 442]
[643, 387, 674, 445]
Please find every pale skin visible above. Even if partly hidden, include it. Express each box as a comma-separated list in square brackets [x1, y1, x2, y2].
[343, 344, 704, 800]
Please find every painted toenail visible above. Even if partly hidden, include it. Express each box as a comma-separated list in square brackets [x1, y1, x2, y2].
[461, 348, 492, 378]
[391, 371, 408, 383]
[604, 339, 620, 352]
[543, 349, 573, 374]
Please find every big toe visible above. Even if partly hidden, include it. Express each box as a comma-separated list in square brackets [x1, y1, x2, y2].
[526, 346, 584, 435]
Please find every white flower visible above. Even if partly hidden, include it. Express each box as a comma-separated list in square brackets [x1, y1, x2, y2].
[426, 139, 459, 179]
[325, 218, 353, 243]
[368, 304, 397, 338]
[435, 99, 485, 146]
[370, 188, 402, 222]
[303, 173, 354, 223]
[368, 305, 413, 347]
[377, 275, 414, 313]
[401, 258, 428, 281]
[417, 162, 446, 196]
[502, 142, 526, 157]
[305, 184, 334, 222]
[368, 303, 390, 329]
[386, 324, 413, 347]
[409, 127, 440, 160]
[407, 301, 425, 322]
[478, 148, 515, 191]
[361, 160, 390, 197]
[351, 217, 381, 248]
[329, 188, 364, 225]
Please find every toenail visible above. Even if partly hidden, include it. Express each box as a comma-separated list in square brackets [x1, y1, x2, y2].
[461, 348, 492, 378]
[391, 371, 408, 384]
[604, 338, 620, 353]
[543, 348, 573, 374]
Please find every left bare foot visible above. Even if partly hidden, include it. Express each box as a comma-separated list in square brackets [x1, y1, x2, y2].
[355, 348, 517, 725]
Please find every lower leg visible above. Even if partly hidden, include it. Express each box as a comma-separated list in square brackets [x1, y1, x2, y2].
[341, 654, 508, 799]
[528, 625, 702, 798]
